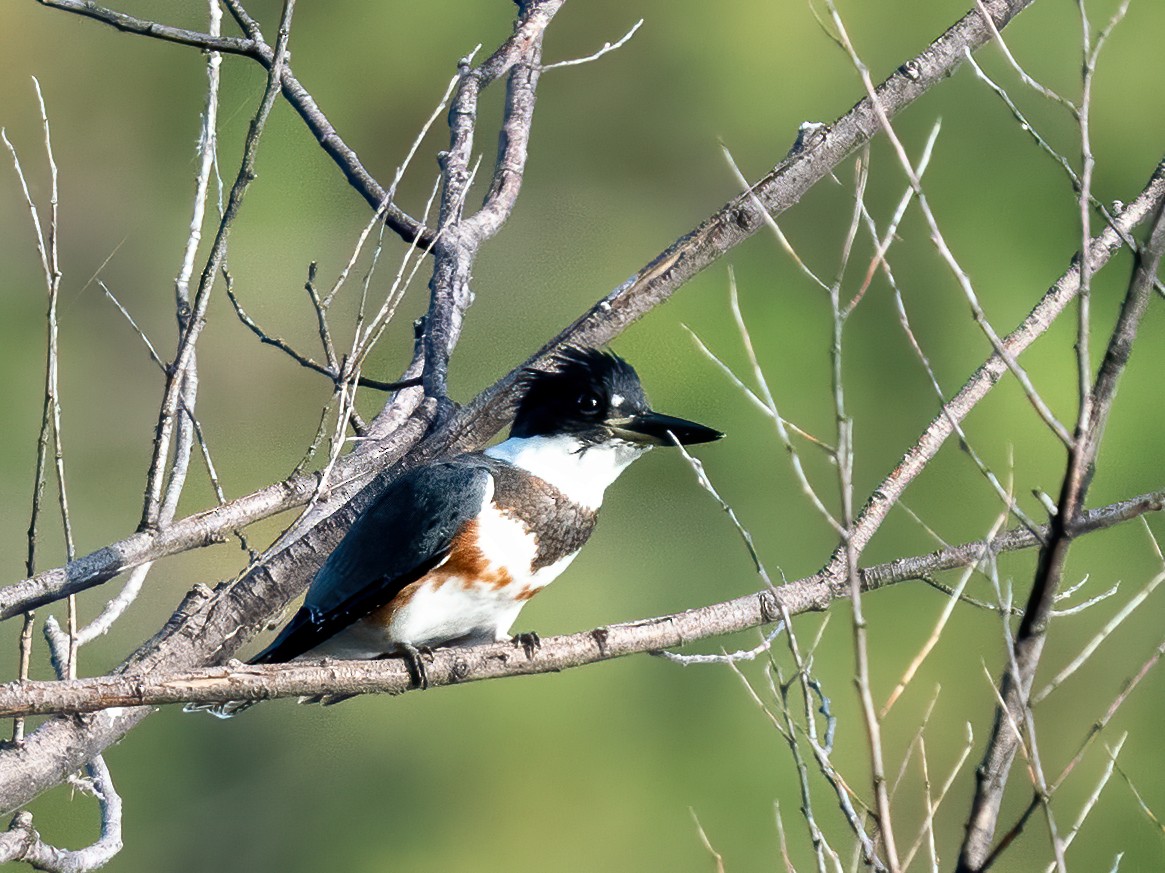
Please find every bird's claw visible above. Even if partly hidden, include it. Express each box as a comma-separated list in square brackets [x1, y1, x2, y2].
[401, 644, 434, 689]
[512, 631, 541, 660]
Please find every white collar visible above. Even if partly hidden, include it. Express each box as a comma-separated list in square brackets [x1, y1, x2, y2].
[484, 434, 649, 511]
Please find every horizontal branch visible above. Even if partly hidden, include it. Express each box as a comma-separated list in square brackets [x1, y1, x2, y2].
[860, 489, 1164, 590]
[2, 489, 1157, 719]
[0, 467, 344, 620]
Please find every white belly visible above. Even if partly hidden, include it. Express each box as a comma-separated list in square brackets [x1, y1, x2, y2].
[390, 548, 577, 647]
[309, 505, 579, 658]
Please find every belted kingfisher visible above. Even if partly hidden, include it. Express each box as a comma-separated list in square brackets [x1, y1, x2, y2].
[198, 347, 720, 716]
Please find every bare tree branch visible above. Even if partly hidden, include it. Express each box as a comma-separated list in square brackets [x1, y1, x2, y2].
[0, 755, 121, 872]
[820, 155, 1165, 587]
[138, 1, 294, 530]
[421, 0, 560, 401]
[36, 0, 432, 246]
[0, 490, 1159, 720]
[957, 196, 1165, 872]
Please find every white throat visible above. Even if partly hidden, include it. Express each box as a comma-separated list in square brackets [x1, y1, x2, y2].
[484, 434, 649, 511]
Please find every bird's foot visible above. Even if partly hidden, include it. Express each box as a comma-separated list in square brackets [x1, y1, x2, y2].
[512, 631, 541, 660]
[400, 644, 434, 689]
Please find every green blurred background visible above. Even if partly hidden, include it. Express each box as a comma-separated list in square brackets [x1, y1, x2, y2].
[2, 1, 1164, 870]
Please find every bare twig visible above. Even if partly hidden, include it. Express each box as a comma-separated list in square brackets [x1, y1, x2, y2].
[823, 140, 900, 871]
[139, 1, 295, 531]
[652, 624, 784, 666]
[1042, 734, 1127, 873]
[541, 18, 643, 71]
[0, 755, 122, 872]
[37, 0, 431, 246]
[971, 0, 1073, 108]
[721, 144, 831, 293]
[957, 197, 1165, 871]
[1033, 570, 1165, 704]
[727, 272, 844, 535]
[845, 118, 942, 316]
[687, 324, 834, 451]
[768, 647, 873, 871]
[1113, 761, 1165, 835]
[1051, 633, 1165, 800]
[37, 80, 78, 678]
[881, 508, 1009, 718]
[690, 810, 726, 873]
[773, 803, 802, 873]
[99, 282, 164, 369]
[5, 77, 77, 729]
[899, 721, 976, 869]
[223, 280, 407, 392]
[768, 669, 845, 873]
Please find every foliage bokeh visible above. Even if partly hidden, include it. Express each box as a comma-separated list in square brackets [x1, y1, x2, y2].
[1, 1, 1163, 870]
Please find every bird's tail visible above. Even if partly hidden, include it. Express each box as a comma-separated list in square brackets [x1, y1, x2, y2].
[183, 606, 354, 715]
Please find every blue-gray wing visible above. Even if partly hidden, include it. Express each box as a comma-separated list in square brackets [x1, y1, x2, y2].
[249, 459, 491, 664]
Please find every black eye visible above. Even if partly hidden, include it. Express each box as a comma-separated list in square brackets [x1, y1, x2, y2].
[577, 392, 602, 417]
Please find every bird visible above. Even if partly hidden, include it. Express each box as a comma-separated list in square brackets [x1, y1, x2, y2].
[194, 347, 721, 716]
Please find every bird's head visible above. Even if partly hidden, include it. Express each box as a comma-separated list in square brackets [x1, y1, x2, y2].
[511, 347, 723, 448]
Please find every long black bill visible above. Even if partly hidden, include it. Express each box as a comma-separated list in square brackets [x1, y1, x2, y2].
[610, 411, 723, 446]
